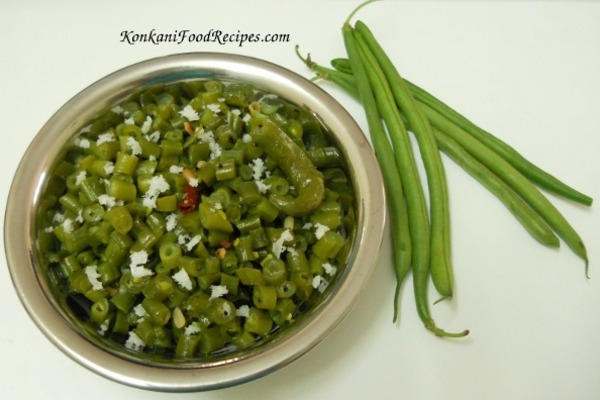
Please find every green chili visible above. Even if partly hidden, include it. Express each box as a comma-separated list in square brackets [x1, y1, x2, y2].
[250, 115, 325, 216]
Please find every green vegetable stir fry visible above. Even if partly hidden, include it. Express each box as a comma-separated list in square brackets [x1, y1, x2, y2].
[37, 79, 356, 358]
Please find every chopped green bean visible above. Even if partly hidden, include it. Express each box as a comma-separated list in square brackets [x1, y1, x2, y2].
[38, 77, 357, 360]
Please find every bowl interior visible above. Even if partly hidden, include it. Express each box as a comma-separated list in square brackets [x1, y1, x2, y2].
[5, 52, 385, 392]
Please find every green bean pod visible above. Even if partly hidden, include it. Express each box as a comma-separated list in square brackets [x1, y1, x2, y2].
[312, 62, 563, 249]
[327, 55, 593, 207]
[349, 26, 462, 336]
[405, 80, 593, 206]
[423, 103, 588, 270]
[433, 128, 560, 248]
[340, 21, 411, 323]
[355, 21, 454, 301]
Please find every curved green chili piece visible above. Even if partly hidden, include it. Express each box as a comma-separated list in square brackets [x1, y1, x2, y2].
[250, 114, 325, 216]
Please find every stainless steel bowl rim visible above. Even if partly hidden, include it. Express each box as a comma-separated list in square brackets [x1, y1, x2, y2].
[4, 52, 386, 392]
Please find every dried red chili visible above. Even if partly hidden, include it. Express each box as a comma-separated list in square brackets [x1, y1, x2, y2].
[178, 184, 199, 213]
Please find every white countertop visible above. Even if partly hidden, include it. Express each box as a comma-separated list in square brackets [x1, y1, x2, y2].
[1, 1, 599, 399]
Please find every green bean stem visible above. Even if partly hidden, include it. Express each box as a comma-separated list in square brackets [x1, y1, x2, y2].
[295, 45, 359, 98]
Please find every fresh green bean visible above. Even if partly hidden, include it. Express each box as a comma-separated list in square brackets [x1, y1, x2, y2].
[327, 55, 593, 207]
[354, 21, 454, 302]
[349, 26, 465, 336]
[423, 103, 589, 270]
[330, 58, 353, 75]
[405, 80, 593, 206]
[295, 45, 359, 100]
[313, 61, 563, 249]
[433, 128, 559, 247]
[341, 18, 411, 323]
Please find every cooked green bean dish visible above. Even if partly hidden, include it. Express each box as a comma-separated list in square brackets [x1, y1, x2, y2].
[36, 79, 356, 358]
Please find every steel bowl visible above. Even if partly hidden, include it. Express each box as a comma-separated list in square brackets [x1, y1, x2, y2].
[4, 52, 385, 392]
